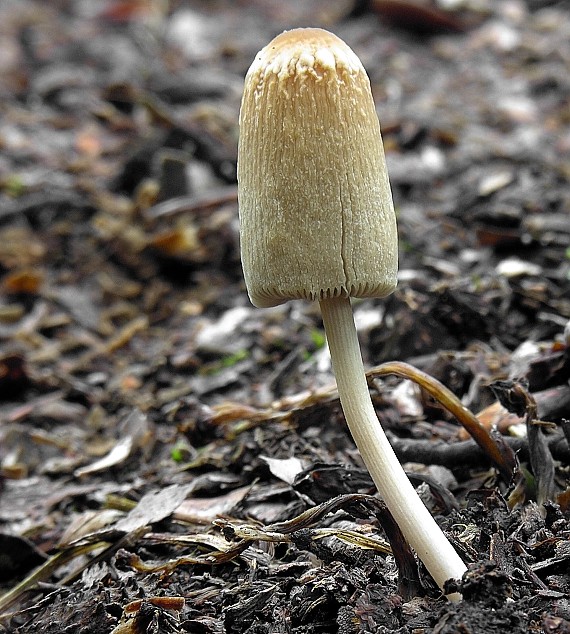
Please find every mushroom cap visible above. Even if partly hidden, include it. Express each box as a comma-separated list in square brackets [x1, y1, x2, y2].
[238, 28, 398, 308]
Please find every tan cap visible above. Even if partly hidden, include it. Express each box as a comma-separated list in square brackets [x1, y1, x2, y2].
[238, 28, 398, 308]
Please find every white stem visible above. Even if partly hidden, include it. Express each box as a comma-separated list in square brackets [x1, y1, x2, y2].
[319, 295, 466, 599]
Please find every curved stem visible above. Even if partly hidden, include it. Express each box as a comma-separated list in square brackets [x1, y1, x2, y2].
[319, 296, 466, 599]
[367, 361, 517, 481]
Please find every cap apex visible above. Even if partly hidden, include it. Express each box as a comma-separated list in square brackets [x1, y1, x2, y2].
[248, 28, 363, 81]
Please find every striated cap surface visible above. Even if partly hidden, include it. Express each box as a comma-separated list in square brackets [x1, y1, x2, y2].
[238, 28, 398, 308]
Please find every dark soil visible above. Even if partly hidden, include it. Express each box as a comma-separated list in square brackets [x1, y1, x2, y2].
[1, 1, 569, 632]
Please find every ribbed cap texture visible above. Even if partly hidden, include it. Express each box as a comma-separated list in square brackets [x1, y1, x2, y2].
[238, 28, 398, 308]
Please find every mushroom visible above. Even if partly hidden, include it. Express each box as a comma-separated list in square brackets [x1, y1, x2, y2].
[238, 28, 467, 598]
